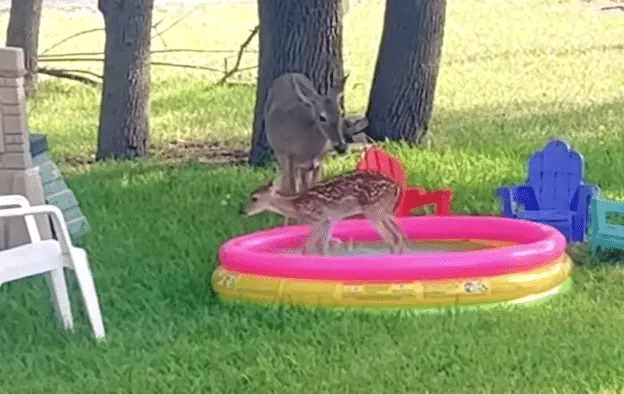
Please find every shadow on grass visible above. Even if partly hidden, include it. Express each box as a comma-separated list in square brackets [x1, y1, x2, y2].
[446, 43, 624, 66]
[2, 98, 624, 353]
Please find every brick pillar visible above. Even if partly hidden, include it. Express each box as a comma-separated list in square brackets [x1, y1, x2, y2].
[0, 47, 52, 249]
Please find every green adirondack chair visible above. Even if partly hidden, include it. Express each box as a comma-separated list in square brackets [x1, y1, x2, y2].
[589, 198, 624, 256]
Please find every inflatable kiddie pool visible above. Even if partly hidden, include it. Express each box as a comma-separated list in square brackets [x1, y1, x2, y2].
[212, 216, 572, 311]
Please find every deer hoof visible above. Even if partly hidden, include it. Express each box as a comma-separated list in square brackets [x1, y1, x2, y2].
[328, 238, 343, 248]
[302, 245, 315, 255]
[390, 245, 404, 254]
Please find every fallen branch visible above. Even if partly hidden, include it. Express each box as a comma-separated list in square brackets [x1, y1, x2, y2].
[235, 65, 259, 73]
[38, 57, 105, 63]
[151, 61, 222, 73]
[37, 67, 101, 86]
[217, 25, 259, 84]
[39, 56, 224, 73]
[151, 18, 168, 47]
[40, 28, 104, 56]
[39, 48, 255, 60]
[39, 13, 189, 57]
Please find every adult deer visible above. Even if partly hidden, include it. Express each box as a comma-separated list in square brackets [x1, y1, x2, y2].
[264, 72, 350, 197]
[265, 73, 369, 225]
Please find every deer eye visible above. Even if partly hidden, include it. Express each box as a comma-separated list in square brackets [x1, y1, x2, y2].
[319, 112, 328, 122]
[251, 197, 258, 202]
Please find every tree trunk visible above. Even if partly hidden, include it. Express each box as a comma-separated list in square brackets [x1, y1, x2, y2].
[5, 0, 43, 98]
[96, 0, 154, 161]
[249, 0, 344, 167]
[366, 0, 447, 143]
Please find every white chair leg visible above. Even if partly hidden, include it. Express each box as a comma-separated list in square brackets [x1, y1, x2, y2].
[45, 268, 74, 330]
[71, 254, 106, 341]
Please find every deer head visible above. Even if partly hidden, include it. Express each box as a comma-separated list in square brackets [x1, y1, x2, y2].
[292, 74, 349, 154]
[239, 180, 276, 217]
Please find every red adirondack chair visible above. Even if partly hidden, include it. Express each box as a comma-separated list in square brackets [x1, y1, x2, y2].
[355, 146, 454, 216]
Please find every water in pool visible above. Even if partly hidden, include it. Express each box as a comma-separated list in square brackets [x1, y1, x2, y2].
[282, 239, 499, 255]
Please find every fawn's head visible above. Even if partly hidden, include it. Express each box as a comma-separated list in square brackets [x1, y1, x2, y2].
[239, 180, 278, 217]
[293, 74, 349, 155]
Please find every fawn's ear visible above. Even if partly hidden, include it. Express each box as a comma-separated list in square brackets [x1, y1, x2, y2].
[249, 179, 272, 196]
[262, 178, 280, 195]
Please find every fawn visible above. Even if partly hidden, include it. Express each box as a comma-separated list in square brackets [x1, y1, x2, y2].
[240, 171, 407, 255]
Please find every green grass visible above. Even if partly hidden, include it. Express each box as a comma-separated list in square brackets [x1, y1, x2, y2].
[1, 0, 624, 392]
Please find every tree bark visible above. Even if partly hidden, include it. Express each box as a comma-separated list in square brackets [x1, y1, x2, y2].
[249, 0, 344, 167]
[96, 0, 154, 160]
[366, 0, 447, 143]
[5, 0, 43, 98]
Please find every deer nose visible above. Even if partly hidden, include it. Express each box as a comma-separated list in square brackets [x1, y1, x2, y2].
[334, 143, 347, 154]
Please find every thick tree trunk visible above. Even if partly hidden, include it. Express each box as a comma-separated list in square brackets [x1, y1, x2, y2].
[366, 0, 447, 143]
[96, 0, 154, 160]
[249, 0, 344, 167]
[5, 0, 43, 98]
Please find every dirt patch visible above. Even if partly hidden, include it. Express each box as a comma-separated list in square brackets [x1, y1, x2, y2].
[60, 139, 249, 167]
[61, 139, 373, 167]
[151, 140, 249, 165]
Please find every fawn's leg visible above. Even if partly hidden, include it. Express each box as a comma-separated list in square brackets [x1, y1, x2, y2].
[303, 220, 326, 254]
[365, 213, 402, 254]
[306, 162, 343, 246]
[314, 220, 334, 255]
[303, 220, 333, 255]
[381, 217, 407, 254]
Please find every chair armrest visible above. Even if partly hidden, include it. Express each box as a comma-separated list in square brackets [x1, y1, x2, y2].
[573, 184, 600, 217]
[496, 184, 536, 216]
[0, 205, 73, 254]
[570, 184, 601, 242]
[0, 195, 32, 209]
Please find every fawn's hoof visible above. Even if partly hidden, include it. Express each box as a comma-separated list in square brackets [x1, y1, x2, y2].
[328, 238, 343, 248]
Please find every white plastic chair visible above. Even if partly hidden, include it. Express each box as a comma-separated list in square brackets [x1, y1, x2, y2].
[0, 195, 105, 340]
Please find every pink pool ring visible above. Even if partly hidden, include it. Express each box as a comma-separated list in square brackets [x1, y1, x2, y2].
[213, 216, 573, 309]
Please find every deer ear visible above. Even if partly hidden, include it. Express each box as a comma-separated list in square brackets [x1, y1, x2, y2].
[293, 77, 315, 108]
[341, 73, 349, 87]
[267, 177, 281, 194]
[330, 73, 348, 100]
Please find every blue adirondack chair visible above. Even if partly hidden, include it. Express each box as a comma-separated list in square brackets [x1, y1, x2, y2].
[496, 139, 600, 243]
[589, 198, 624, 256]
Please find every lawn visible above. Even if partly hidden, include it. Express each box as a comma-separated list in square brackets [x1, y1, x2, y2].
[1, 0, 624, 392]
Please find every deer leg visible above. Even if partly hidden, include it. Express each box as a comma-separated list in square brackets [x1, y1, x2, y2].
[278, 155, 298, 226]
[303, 220, 327, 255]
[314, 220, 334, 255]
[292, 166, 313, 225]
[294, 167, 308, 194]
[293, 162, 324, 226]
[304, 161, 323, 191]
[300, 168, 312, 194]
[310, 162, 324, 189]
[365, 211, 403, 254]
[381, 217, 407, 254]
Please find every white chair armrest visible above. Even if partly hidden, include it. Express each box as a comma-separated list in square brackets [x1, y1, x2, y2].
[0, 205, 74, 253]
[0, 195, 32, 209]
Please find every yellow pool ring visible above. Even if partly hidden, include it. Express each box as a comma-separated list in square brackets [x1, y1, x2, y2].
[212, 253, 572, 309]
